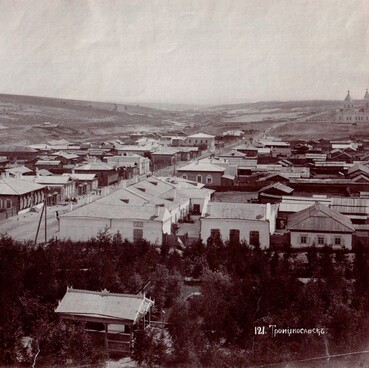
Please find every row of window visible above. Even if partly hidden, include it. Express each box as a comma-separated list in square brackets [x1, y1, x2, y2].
[339, 116, 369, 121]
[19, 191, 45, 210]
[188, 139, 209, 144]
[210, 229, 260, 245]
[0, 199, 12, 209]
[300, 235, 342, 246]
[182, 174, 213, 184]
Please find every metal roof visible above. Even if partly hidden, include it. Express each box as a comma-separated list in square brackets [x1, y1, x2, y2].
[331, 197, 369, 215]
[0, 177, 45, 195]
[61, 201, 169, 221]
[204, 202, 266, 221]
[347, 164, 369, 175]
[177, 162, 225, 173]
[75, 161, 114, 171]
[187, 133, 215, 139]
[22, 175, 72, 185]
[259, 182, 294, 194]
[36, 160, 61, 166]
[287, 202, 354, 233]
[62, 173, 97, 181]
[55, 287, 154, 324]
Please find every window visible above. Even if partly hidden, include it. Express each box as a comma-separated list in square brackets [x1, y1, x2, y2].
[206, 175, 213, 184]
[196, 175, 202, 183]
[334, 237, 341, 246]
[133, 221, 143, 228]
[210, 229, 220, 238]
[300, 235, 307, 244]
[6, 200, 11, 209]
[133, 229, 143, 242]
[193, 204, 201, 214]
[229, 229, 240, 243]
[182, 175, 187, 180]
[250, 231, 260, 246]
[317, 236, 325, 245]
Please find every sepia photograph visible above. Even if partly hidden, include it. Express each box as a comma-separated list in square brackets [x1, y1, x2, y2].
[0, 0, 369, 367]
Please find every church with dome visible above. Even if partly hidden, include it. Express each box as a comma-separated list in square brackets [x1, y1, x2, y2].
[336, 89, 369, 123]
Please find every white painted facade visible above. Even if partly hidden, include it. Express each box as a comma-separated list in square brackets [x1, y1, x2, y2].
[185, 133, 215, 149]
[201, 218, 271, 247]
[290, 231, 352, 250]
[200, 203, 278, 248]
[59, 215, 171, 244]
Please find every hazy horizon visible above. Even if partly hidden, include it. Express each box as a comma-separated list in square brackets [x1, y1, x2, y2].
[0, 0, 368, 105]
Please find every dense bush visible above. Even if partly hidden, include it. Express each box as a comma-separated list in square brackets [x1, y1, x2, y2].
[1, 232, 369, 366]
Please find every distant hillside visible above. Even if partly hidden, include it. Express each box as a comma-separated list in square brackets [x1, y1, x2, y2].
[212, 100, 342, 110]
[0, 93, 188, 144]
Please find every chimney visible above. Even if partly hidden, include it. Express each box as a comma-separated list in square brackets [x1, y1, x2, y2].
[36, 167, 39, 177]
[72, 167, 75, 175]
[155, 204, 160, 217]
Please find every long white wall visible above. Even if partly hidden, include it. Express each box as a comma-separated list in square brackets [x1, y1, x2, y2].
[59, 216, 167, 244]
[200, 218, 270, 248]
[290, 231, 352, 249]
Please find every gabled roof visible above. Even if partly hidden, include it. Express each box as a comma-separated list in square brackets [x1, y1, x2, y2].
[0, 177, 45, 195]
[6, 166, 32, 175]
[351, 174, 369, 182]
[55, 287, 153, 324]
[287, 202, 354, 233]
[347, 163, 369, 176]
[37, 169, 53, 176]
[22, 175, 72, 185]
[257, 173, 290, 182]
[62, 173, 97, 181]
[75, 161, 114, 171]
[54, 151, 79, 160]
[220, 150, 246, 158]
[177, 162, 225, 173]
[259, 182, 294, 194]
[187, 133, 215, 139]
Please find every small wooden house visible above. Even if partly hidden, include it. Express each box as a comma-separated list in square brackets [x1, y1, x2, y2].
[55, 287, 154, 355]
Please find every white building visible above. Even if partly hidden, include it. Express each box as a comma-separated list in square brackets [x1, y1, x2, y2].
[200, 202, 278, 247]
[287, 202, 355, 249]
[59, 201, 171, 244]
[159, 176, 214, 215]
[105, 154, 151, 175]
[59, 176, 213, 243]
[185, 133, 215, 149]
[336, 89, 369, 123]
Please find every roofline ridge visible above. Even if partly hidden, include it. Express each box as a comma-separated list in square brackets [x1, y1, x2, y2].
[67, 287, 149, 299]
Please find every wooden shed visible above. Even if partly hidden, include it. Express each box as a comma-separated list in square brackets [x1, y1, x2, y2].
[55, 287, 154, 355]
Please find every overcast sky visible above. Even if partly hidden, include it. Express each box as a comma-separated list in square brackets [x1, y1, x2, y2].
[0, 0, 368, 105]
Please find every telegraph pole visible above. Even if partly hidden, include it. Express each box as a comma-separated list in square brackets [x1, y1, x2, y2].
[34, 187, 48, 244]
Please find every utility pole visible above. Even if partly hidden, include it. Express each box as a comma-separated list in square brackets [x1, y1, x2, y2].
[35, 188, 48, 244]
[44, 192, 47, 242]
